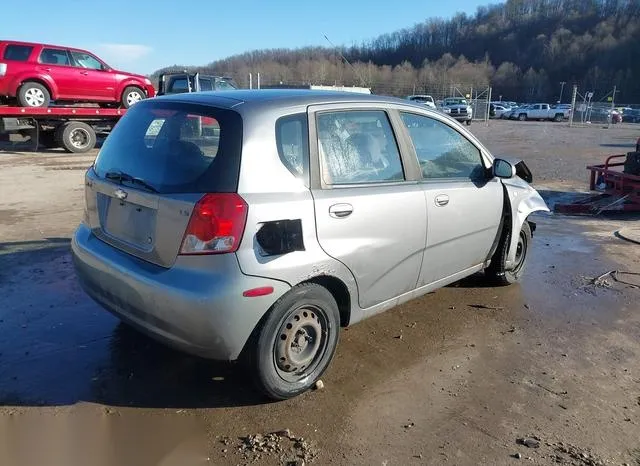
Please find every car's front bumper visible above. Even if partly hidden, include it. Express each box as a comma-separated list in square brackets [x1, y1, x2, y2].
[71, 224, 290, 360]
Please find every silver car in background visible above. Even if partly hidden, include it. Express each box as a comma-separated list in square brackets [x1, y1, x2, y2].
[71, 90, 549, 400]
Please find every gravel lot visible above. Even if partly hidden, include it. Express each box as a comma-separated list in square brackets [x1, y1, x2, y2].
[1, 120, 639, 466]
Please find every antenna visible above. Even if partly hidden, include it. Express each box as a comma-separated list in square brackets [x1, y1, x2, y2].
[323, 34, 367, 87]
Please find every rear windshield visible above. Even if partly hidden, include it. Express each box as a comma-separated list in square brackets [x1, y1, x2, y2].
[93, 101, 242, 193]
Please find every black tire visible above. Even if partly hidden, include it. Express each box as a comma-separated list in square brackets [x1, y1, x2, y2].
[518, 113, 527, 121]
[485, 221, 532, 286]
[465, 119, 472, 126]
[248, 283, 341, 400]
[121, 86, 145, 108]
[57, 121, 96, 153]
[553, 113, 563, 122]
[18, 82, 51, 107]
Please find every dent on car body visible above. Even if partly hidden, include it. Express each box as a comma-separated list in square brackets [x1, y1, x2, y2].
[500, 160, 550, 269]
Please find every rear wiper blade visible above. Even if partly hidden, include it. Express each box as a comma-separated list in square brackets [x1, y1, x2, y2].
[105, 171, 158, 193]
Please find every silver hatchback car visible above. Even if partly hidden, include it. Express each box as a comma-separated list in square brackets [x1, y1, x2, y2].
[72, 90, 549, 399]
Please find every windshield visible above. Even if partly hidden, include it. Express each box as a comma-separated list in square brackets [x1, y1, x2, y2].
[444, 99, 468, 105]
[93, 101, 242, 193]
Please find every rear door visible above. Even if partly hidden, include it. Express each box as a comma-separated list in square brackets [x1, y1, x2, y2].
[398, 111, 503, 286]
[86, 100, 243, 267]
[37, 47, 78, 99]
[308, 104, 427, 310]
[69, 50, 115, 100]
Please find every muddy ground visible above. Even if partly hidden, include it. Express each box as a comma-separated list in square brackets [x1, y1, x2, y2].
[1, 120, 639, 466]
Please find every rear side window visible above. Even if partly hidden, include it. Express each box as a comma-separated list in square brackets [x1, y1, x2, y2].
[39, 48, 71, 66]
[276, 114, 308, 180]
[199, 78, 213, 91]
[169, 78, 189, 93]
[93, 101, 242, 193]
[3, 44, 33, 61]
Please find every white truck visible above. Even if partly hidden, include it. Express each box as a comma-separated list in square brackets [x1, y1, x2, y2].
[514, 103, 569, 122]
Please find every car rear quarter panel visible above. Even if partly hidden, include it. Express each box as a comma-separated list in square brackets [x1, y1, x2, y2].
[234, 106, 361, 324]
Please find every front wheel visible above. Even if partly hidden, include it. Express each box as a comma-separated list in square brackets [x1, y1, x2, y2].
[485, 221, 532, 286]
[518, 113, 527, 121]
[121, 86, 145, 108]
[249, 283, 340, 400]
[465, 119, 472, 126]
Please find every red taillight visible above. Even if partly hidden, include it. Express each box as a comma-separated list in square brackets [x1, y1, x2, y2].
[180, 193, 248, 255]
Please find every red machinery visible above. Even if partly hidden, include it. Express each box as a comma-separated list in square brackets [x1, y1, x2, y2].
[555, 145, 640, 214]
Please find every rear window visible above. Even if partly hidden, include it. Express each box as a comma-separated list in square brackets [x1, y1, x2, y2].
[93, 101, 242, 193]
[3, 44, 33, 61]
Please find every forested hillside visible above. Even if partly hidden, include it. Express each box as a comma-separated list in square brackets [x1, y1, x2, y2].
[153, 0, 640, 102]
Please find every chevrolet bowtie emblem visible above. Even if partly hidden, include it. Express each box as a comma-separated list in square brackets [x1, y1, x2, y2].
[114, 189, 128, 200]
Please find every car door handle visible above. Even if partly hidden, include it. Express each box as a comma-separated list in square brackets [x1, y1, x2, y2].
[40, 67, 51, 72]
[80, 71, 89, 75]
[329, 203, 353, 218]
[434, 194, 450, 207]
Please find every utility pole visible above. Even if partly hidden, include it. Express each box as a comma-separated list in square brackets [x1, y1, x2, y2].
[559, 81, 566, 103]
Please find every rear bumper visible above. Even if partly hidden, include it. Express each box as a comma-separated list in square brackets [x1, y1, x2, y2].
[71, 224, 290, 360]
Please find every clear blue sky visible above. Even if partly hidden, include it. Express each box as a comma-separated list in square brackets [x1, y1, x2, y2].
[4, 0, 493, 75]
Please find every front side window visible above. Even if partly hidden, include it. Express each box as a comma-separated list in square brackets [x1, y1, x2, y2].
[3, 45, 33, 61]
[400, 112, 485, 181]
[39, 48, 71, 66]
[70, 51, 104, 70]
[316, 110, 404, 185]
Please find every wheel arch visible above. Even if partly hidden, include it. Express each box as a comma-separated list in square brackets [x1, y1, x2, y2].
[299, 275, 352, 327]
[15, 76, 58, 99]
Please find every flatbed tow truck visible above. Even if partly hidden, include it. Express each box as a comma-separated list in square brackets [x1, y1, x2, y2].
[0, 104, 125, 153]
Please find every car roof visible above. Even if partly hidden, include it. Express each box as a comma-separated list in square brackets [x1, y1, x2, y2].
[151, 89, 416, 112]
[0, 39, 92, 54]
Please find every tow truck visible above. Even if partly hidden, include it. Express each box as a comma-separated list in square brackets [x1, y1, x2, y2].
[0, 104, 125, 153]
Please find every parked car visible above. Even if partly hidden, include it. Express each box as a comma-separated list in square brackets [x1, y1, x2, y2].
[490, 103, 510, 119]
[512, 103, 567, 121]
[622, 108, 640, 123]
[157, 71, 238, 96]
[0, 40, 155, 108]
[407, 94, 436, 109]
[440, 97, 473, 125]
[71, 90, 549, 400]
[504, 105, 530, 119]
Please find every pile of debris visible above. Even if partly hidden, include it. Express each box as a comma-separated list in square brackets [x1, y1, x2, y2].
[237, 429, 318, 465]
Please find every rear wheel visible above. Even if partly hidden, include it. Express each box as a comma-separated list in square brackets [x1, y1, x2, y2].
[121, 86, 145, 108]
[248, 283, 340, 400]
[18, 82, 50, 107]
[56, 121, 96, 153]
[485, 221, 532, 286]
[553, 113, 563, 122]
[518, 113, 527, 121]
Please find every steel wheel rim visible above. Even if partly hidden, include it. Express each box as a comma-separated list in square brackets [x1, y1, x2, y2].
[69, 128, 90, 149]
[126, 91, 142, 106]
[25, 88, 45, 106]
[512, 230, 528, 273]
[273, 304, 329, 383]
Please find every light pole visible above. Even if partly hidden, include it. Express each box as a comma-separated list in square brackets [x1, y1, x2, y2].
[559, 81, 566, 103]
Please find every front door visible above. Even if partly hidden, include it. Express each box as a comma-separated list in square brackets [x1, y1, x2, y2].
[69, 50, 115, 100]
[398, 111, 503, 287]
[309, 106, 427, 310]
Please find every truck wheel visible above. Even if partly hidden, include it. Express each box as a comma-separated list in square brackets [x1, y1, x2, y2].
[57, 122, 96, 153]
[248, 283, 341, 400]
[485, 221, 532, 286]
[553, 113, 563, 122]
[465, 119, 472, 126]
[518, 113, 527, 121]
[18, 82, 51, 108]
[121, 87, 145, 108]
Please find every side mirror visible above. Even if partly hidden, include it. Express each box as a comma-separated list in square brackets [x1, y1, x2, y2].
[493, 159, 516, 179]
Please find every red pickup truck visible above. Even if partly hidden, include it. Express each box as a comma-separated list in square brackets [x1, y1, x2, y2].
[0, 40, 155, 108]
